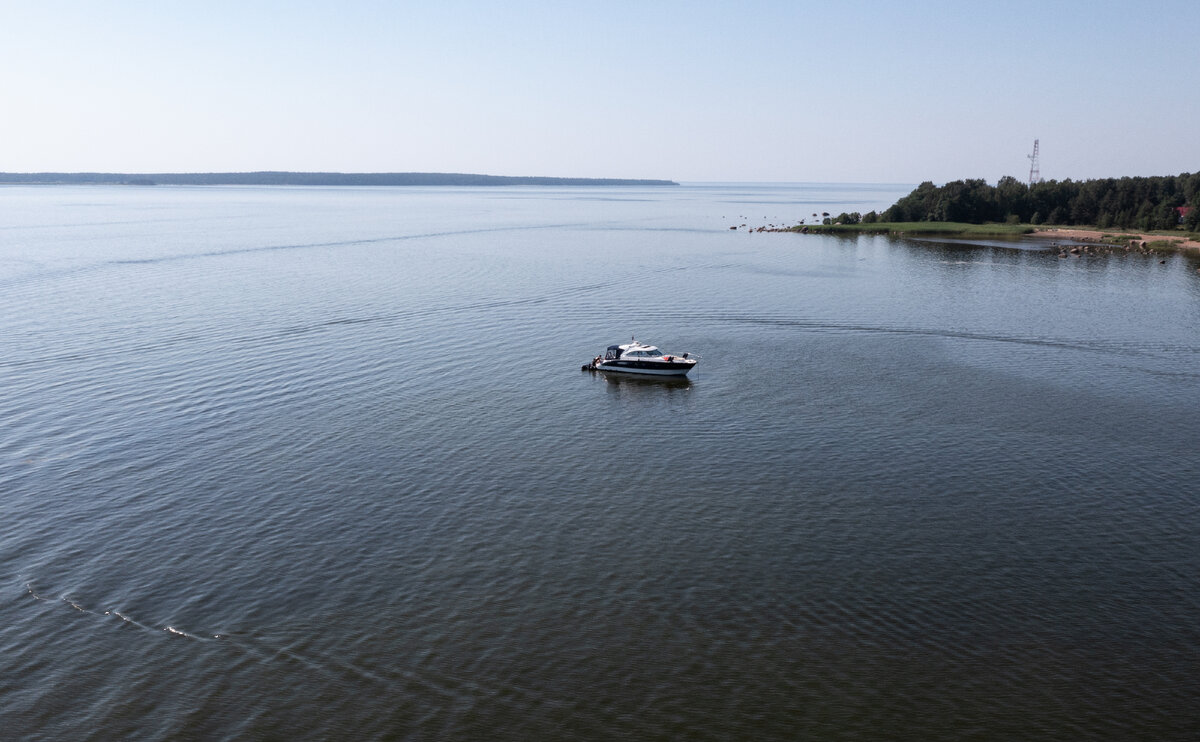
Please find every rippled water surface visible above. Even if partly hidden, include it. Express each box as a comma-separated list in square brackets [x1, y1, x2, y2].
[3, 183, 1200, 740]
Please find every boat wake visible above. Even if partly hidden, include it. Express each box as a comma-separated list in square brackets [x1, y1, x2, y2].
[616, 309, 1200, 362]
[0, 261, 732, 372]
[20, 578, 550, 709]
[24, 582, 224, 641]
[0, 222, 594, 293]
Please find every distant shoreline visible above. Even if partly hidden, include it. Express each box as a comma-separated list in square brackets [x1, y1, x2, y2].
[0, 171, 679, 187]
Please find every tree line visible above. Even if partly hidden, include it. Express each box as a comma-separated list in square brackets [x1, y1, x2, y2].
[844, 173, 1200, 231]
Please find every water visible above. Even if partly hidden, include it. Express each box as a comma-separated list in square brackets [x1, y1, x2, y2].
[3, 183, 1199, 740]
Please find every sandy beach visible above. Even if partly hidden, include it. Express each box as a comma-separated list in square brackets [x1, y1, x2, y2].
[1034, 227, 1200, 251]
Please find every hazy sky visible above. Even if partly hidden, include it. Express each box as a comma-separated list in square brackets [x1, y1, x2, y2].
[3, 0, 1196, 183]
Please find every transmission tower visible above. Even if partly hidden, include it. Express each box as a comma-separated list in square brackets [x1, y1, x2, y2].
[1027, 139, 1041, 187]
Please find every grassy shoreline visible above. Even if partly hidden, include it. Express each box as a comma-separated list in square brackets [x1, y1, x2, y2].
[784, 221, 1033, 237]
[778, 221, 1200, 251]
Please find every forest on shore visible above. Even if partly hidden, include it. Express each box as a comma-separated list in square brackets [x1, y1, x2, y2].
[837, 173, 1200, 231]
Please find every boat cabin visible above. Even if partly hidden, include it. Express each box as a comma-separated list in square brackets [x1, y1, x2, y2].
[605, 342, 662, 360]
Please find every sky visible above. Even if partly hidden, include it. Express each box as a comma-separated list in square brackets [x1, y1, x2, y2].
[2, 0, 1197, 184]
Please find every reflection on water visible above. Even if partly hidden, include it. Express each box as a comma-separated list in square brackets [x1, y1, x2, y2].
[579, 368, 696, 408]
[598, 371, 693, 386]
[596, 371, 695, 393]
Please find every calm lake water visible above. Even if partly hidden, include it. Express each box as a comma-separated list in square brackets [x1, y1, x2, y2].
[3, 183, 1200, 740]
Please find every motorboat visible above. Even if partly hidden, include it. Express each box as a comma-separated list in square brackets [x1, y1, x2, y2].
[584, 339, 698, 377]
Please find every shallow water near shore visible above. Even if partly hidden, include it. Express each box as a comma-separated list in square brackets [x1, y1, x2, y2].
[3, 183, 1200, 739]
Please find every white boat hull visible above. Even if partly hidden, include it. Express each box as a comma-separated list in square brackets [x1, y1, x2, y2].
[594, 360, 696, 377]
